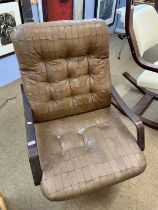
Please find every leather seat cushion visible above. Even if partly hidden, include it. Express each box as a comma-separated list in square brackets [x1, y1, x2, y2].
[35, 108, 146, 201]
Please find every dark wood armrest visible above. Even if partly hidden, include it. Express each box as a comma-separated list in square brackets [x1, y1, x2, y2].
[111, 86, 145, 151]
[21, 84, 42, 186]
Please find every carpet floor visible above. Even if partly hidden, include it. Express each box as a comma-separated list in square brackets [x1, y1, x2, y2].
[0, 34, 158, 210]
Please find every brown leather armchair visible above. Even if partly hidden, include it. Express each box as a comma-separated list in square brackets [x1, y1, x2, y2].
[11, 20, 146, 201]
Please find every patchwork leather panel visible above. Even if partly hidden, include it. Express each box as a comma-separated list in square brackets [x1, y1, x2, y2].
[11, 20, 111, 122]
[35, 109, 146, 201]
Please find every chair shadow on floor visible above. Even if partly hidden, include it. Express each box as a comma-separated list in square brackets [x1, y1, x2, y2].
[63, 185, 121, 210]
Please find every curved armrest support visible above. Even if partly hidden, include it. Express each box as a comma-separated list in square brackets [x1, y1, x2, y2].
[21, 84, 42, 186]
[111, 86, 145, 151]
[137, 57, 158, 73]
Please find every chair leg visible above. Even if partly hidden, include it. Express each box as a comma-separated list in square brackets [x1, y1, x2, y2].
[118, 38, 126, 60]
[122, 72, 158, 130]
[0, 194, 7, 210]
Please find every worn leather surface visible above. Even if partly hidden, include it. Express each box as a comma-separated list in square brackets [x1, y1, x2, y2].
[11, 20, 111, 122]
[35, 108, 146, 201]
[12, 20, 146, 201]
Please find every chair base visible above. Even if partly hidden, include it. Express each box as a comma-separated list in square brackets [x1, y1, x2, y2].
[120, 72, 158, 130]
[117, 34, 126, 60]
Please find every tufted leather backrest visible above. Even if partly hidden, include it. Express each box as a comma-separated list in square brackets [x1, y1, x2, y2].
[11, 20, 111, 122]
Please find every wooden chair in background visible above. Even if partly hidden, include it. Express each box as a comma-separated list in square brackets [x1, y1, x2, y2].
[123, 0, 158, 129]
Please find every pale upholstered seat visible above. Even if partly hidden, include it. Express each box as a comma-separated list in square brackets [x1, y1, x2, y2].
[133, 5, 158, 57]
[11, 19, 146, 201]
[133, 5, 158, 90]
[120, 4, 158, 90]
